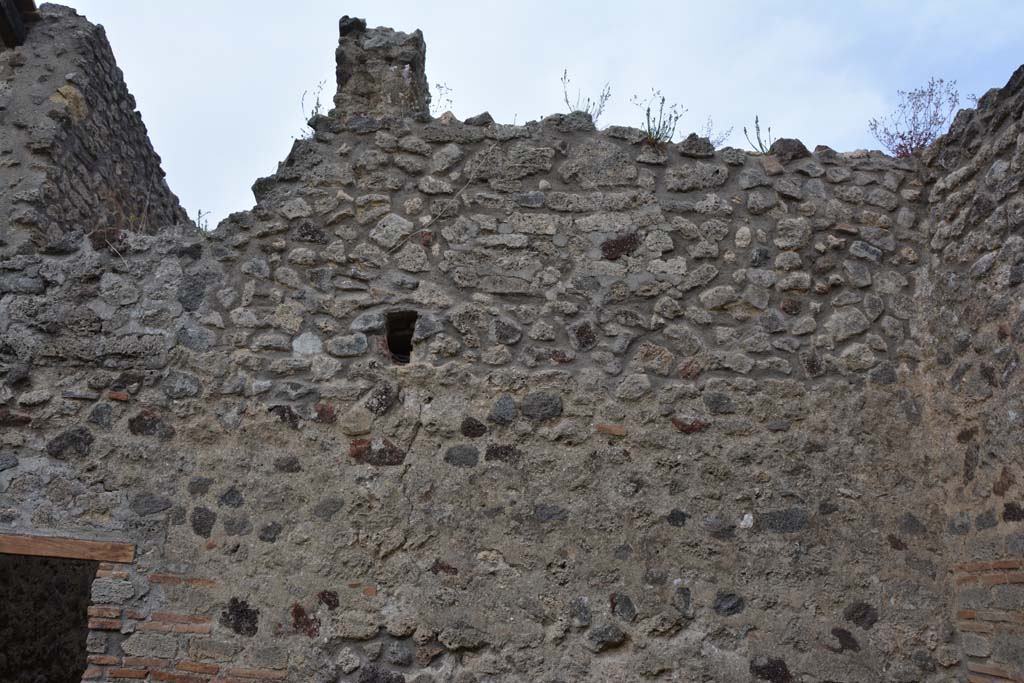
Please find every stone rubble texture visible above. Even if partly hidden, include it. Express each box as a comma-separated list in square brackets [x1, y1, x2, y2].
[0, 4, 1023, 683]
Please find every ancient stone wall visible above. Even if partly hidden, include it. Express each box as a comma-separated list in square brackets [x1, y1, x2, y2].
[0, 4, 1021, 683]
[918, 65, 1024, 683]
[0, 3, 186, 257]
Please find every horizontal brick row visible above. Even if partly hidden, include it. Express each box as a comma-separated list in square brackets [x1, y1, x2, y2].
[84, 675, 287, 683]
[81, 659, 287, 683]
[959, 609, 1024, 625]
[956, 571, 1024, 586]
[966, 660, 1020, 682]
[966, 674, 1017, 683]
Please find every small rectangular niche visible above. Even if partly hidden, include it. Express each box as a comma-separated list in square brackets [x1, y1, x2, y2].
[386, 311, 417, 364]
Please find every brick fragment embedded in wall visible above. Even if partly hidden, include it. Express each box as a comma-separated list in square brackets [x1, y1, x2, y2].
[954, 558, 1024, 680]
[75, 565, 243, 683]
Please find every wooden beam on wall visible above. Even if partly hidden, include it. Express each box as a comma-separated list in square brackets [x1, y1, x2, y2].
[0, 533, 135, 563]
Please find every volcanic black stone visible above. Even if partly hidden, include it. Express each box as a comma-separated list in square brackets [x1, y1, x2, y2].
[220, 598, 259, 636]
[190, 507, 216, 538]
[713, 592, 745, 616]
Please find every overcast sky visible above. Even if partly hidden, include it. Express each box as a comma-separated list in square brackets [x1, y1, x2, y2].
[64, 0, 1024, 228]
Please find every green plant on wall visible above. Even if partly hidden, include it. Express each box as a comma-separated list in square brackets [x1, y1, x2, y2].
[561, 69, 611, 125]
[743, 115, 775, 153]
[631, 89, 685, 146]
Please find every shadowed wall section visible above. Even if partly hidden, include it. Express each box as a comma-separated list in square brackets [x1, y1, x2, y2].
[0, 553, 99, 683]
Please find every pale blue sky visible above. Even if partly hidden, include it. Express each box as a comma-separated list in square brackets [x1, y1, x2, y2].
[64, 1, 1024, 228]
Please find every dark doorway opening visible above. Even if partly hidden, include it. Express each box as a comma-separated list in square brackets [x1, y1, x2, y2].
[0, 553, 98, 683]
[386, 311, 417, 364]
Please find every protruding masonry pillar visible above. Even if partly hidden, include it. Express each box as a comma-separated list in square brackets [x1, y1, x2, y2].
[333, 16, 430, 119]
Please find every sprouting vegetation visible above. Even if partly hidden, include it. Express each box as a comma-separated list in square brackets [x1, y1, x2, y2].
[743, 116, 775, 154]
[868, 77, 960, 158]
[194, 209, 210, 232]
[430, 82, 454, 117]
[298, 80, 326, 139]
[631, 89, 686, 146]
[700, 116, 733, 148]
[561, 69, 612, 125]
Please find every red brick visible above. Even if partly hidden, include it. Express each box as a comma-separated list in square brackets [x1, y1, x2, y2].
[107, 391, 131, 401]
[88, 606, 122, 619]
[985, 611, 1024, 625]
[187, 577, 217, 588]
[87, 655, 119, 666]
[125, 609, 148, 620]
[225, 667, 287, 680]
[958, 609, 977, 620]
[595, 423, 626, 436]
[981, 572, 1024, 586]
[966, 662, 1014, 679]
[959, 621, 995, 633]
[148, 573, 184, 585]
[123, 657, 170, 668]
[108, 669, 148, 680]
[974, 609, 1021, 623]
[992, 559, 1024, 570]
[152, 671, 209, 683]
[177, 662, 220, 675]
[82, 667, 104, 680]
[88, 618, 122, 631]
[137, 621, 174, 632]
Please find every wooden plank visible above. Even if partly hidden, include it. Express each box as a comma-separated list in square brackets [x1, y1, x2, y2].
[0, 0, 26, 48]
[0, 533, 134, 563]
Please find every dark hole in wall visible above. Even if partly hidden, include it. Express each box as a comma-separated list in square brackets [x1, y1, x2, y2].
[0, 553, 98, 683]
[386, 311, 417, 364]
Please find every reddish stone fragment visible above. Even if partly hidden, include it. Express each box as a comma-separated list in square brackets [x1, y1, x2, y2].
[430, 559, 459, 576]
[290, 604, 319, 637]
[677, 359, 702, 380]
[671, 416, 711, 434]
[349, 437, 406, 466]
[0, 408, 31, 427]
[313, 403, 337, 424]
